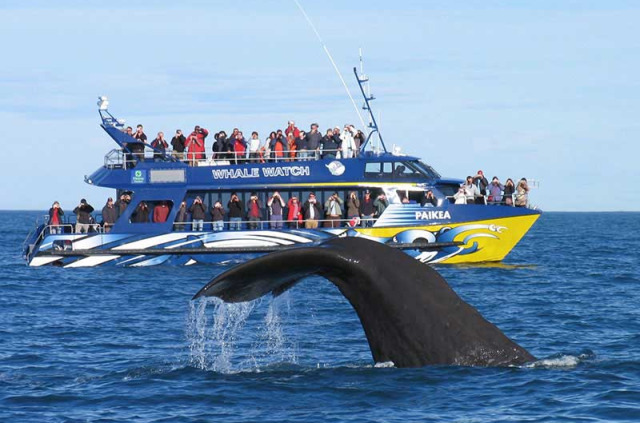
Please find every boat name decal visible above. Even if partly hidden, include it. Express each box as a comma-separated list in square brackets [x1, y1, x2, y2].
[415, 210, 452, 220]
[212, 165, 311, 180]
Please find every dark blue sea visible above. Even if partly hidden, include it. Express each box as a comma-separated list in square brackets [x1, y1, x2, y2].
[1, 211, 639, 422]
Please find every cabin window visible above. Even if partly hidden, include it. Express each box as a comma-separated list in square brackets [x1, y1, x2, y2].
[393, 163, 420, 178]
[414, 160, 441, 179]
[365, 162, 381, 178]
[382, 162, 393, 175]
[395, 190, 423, 204]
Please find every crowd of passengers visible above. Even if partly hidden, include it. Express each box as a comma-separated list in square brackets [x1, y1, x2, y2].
[451, 170, 530, 206]
[47, 173, 529, 235]
[121, 121, 367, 165]
[171, 190, 390, 231]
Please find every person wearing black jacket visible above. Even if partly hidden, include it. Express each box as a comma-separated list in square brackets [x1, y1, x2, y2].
[360, 190, 375, 227]
[73, 199, 94, 233]
[131, 201, 150, 223]
[321, 129, 339, 159]
[212, 132, 226, 160]
[101, 197, 117, 232]
[305, 123, 322, 160]
[473, 170, 489, 204]
[150, 132, 168, 160]
[302, 192, 323, 229]
[420, 190, 438, 207]
[211, 201, 225, 232]
[227, 192, 244, 230]
[171, 129, 186, 161]
[189, 196, 206, 231]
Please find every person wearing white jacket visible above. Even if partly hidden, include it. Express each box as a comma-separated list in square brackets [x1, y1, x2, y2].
[340, 125, 357, 159]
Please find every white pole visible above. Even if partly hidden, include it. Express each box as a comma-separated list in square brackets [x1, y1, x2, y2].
[293, 0, 367, 129]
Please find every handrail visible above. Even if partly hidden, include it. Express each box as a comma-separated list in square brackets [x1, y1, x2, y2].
[172, 216, 374, 230]
[445, 193, 533, 208]
[104, 147, 355, 168]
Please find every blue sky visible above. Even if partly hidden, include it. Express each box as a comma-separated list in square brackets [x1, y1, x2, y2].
[1, 0, 638, 211]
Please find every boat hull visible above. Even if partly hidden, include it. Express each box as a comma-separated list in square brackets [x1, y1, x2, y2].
[27, 208, 540, 268]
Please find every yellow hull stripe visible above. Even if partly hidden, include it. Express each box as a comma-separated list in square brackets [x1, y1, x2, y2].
[355, 213, 540, 263]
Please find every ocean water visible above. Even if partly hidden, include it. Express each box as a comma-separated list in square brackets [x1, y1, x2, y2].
[1, 211, 639, 422]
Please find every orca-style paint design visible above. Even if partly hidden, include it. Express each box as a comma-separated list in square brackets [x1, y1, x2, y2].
[193, 237, 536, 368]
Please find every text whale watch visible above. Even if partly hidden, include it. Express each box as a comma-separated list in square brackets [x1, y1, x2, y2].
[23, 69, 541, 268]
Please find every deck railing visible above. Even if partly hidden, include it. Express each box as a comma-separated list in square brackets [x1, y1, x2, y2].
[445, 193, 534, 208]
[172, 216, 372, 231]
[104, 147, 350, 169]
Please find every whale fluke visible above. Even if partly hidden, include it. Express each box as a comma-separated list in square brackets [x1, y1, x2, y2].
[193, 237, 535, 367]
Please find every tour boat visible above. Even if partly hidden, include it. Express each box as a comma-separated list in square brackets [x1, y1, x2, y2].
[23, 69, 541, 267]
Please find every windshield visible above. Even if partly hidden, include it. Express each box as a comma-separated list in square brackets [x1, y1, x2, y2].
[411, 160, 441, 179]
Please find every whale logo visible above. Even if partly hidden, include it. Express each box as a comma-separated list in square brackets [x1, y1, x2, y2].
[326, 160, 345, 176]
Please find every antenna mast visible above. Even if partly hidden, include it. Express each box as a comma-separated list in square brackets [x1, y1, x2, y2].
[354, 60, 387, 153]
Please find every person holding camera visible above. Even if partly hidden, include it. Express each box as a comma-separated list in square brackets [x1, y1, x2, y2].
[324, 192, 343, 228]
[515, 178, 530, 208]
[267, 191, 286, 229]
[374, 193, 389, 216]
[186, 125, 209, 164]
[115, 193, 131, 218]
[340, 124, 357, 159]
[189, 196, 206, 231]
[150, 132, 168, 160]
[463, 176, 480, 205]
[73, 199, 94, 233]
[131, 124, 147, 163]
[174, 201, 188, 231]
[502, 178, 515, 206]
[321, 129, 339, 159]
[487, 177, 505, 205]
[453, 186, 467, 204]
[48, 201, 65, 234]
[302, 192, 322, 229]
[420, 190, 438, 207]
[287, 196, 303, 228]
[473, 170, 489, 204]
[246, 192, 263, 230]
[227, 192, 244, 230]
[346, 191, 360, 220]
[211, 200, 225, 232]
[171, 129, 186, 161]
[131, 201, 151, 223]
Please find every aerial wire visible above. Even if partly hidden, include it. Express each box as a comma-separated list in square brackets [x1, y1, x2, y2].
[292, 0, 367, 130]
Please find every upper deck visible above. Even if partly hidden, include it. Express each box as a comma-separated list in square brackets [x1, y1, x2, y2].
[89, 115, 453, 193]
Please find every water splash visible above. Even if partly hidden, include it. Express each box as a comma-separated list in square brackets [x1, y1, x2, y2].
[248, 292, 298, 368]
[526, 350, 596, 369]
[187, 294, 297, 373]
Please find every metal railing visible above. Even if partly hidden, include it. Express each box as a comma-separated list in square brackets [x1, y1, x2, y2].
[188, 147, 349, 166]
[172, 216, 375, 231]
[445, 193, 533, 208]
[103, 147, 353, 168]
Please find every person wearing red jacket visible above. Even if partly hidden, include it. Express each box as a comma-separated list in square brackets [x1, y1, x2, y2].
[232, 132, 247, 164]
[287, 196, 303, 228]
[186, 125, 209, 164]
[153, 201, 170, 223]
[285, 120, 300, 140]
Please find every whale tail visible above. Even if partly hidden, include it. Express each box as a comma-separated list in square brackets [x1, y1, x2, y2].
[193, 237, 535, 368]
